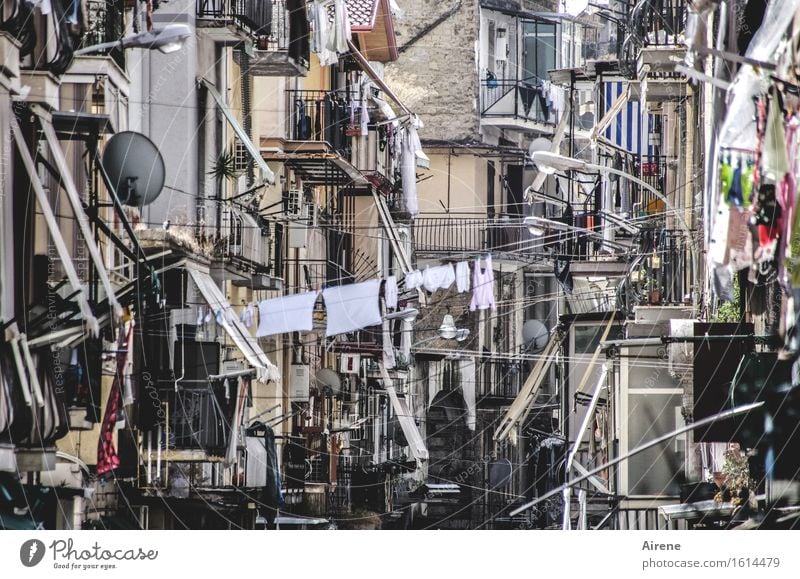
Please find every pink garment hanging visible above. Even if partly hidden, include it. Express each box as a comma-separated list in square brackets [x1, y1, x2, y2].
[97, 324, 133, 476]
[469, 255, 496, 311]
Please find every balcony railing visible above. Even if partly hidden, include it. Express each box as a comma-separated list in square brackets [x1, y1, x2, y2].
[202, 209, 281, 276]
[478, 360, 527, 399]
[621, 0, 687, 76]
[350, 127, 396, 183]
[163, 384, 232, 452]
[481, 79, 557, 126]
[621, 228, 692, 308]
[413, 214, 546, 261]
[196, 0, 273, 41]
[287, 89, 352, 158]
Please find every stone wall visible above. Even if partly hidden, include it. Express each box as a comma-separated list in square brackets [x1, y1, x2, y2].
[385, 0, 481, 143]
[385, 0, 561, 144]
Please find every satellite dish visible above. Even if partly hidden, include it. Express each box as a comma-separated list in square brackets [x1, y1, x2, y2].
[528, 137, 552, 159]
[102, 131, 166, 206]
[316, 368, 342, 396]
[522, 319, 549, 353]
[489, 459, 512, 489]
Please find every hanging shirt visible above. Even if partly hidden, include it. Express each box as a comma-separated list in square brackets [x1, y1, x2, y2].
[240, 302, 256, 329]
[401, 120, 422, 217]
[455, 261, 470, 293]
[257, 292, 319, 337]
[310, 0, 338, 66]
[327, 0, 352, 55]
[385, 275, 398, 309]
[469, 256, 496, 311]
[405, 269, 423, 290]
[323, 280, 382, 336]
[422, 264, 455, 293]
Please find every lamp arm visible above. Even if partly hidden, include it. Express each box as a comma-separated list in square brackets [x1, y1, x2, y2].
[74, 39, 124, 56]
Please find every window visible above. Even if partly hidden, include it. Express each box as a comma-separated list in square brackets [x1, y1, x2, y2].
[522, 20, 556, 82]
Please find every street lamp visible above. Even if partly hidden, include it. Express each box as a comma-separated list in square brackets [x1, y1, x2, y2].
[74, 24, 192, 56]
[531, 151, 697, 303]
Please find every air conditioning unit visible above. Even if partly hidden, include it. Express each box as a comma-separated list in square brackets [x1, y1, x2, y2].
[289, 364, 310, 401]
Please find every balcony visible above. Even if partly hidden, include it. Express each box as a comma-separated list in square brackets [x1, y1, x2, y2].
[196, 0, 272, 45]
[231, 0, 309, 76]
[480, 79, 558, 134]
[261, 90, 368, 187]
[205, 209, 283, 290]
[2, 0, 85, 76]
[413, 213, 548, 264]
[477, 359, 526, 404]
[620, 228, 693, 309]
[621, 0, 687, 83]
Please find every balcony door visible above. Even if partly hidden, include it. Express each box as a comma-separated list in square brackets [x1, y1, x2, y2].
[521, 20, 556, 83]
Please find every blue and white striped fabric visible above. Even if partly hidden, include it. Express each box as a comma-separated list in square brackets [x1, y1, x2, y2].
[603, 80, 655, 157]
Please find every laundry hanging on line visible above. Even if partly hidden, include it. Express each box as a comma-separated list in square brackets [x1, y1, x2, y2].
[256, 291, 320, 337]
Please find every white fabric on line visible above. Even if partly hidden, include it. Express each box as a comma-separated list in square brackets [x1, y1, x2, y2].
[257, 292, 319, 337]
[385, 275, 398, 309]
[323, 280, 382, 336]
[455, 261, 470, 293]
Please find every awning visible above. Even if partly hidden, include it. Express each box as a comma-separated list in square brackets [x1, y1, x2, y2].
[10, 115, 99, 336]
[589, 85, 629, 144]
[200, 78, 275, 185]
[494, 331, 563, 442]
[32, 105, 122, 321]
[380, 364, 428, 461]
[188, 268, 280, 383]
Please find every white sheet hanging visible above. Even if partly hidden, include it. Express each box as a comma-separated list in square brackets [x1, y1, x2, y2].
[256, 292, 319, 337]
[323, 280, 382, 336]
[455, 261, 471, 293]
[422, 264, 455, 293]
[460, 359, 477, 431]
[385, 275, 398, 309]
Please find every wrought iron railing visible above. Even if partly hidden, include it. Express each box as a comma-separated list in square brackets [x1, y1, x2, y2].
[621, 228, 692, 308]
[621, 0, 687, 76]
[413, 213, 545, 260]
[196, 0, 273, 41]
[478, 360, 526, 399]
[203, 209, 280, 275]
[286, 89, 352, 157]
[480, 79, 557, 125]
[163, 384, 232, 452]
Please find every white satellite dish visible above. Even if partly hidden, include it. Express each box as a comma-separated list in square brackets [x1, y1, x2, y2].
[528, 137, 552, 160]
[522, 319, 549, 353]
